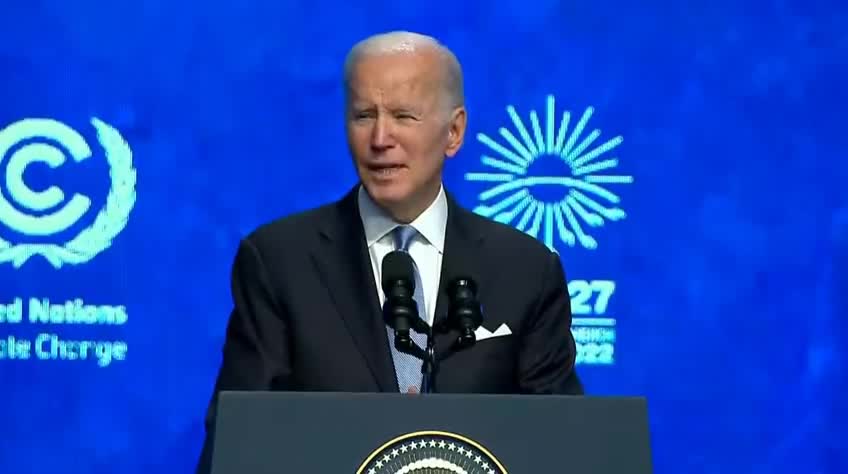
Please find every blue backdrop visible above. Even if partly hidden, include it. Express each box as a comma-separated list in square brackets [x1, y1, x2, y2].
[1, 1, 846, 473]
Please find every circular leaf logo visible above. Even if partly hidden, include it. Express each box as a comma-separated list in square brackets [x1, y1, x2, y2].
[0, 117, 137, 268]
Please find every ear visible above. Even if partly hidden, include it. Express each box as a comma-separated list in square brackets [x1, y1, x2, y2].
[444, 106, 467, 158]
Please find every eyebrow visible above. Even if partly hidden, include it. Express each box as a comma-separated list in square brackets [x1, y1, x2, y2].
[348, 102, 422, 114]
[391, 106, 421, 114]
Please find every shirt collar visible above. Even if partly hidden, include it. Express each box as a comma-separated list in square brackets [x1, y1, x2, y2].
[357, 184, 447, 254]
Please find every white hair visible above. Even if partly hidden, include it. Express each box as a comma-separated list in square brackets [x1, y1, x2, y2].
[343, 31, 465, 109]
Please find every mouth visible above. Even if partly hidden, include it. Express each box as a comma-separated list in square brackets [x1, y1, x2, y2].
[366, 163, 406, 178]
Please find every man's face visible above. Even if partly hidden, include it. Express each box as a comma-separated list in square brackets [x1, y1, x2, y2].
[345, 51, 465, 220]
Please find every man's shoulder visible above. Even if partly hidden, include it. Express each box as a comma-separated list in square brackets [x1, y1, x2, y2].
[459, 206, 557, 261]
[243, 199, 341, 251]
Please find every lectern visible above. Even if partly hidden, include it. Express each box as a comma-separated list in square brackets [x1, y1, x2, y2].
[208, 391, 653, 473]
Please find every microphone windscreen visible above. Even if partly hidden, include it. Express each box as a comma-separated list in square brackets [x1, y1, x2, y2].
[448, 277, 477, 297]
[381, 250, 415, 293]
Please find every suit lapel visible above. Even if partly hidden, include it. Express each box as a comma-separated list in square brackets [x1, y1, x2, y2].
[311, 187, 398, 392]
[433, 193, 486, 348]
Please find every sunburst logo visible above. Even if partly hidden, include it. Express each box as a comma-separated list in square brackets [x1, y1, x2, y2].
[465, 95, 633, 250]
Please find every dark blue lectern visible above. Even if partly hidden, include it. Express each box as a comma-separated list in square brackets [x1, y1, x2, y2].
[206, 391, 653, 473]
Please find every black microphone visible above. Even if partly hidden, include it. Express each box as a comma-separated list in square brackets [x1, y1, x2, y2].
[381, 251, 420, 352]
[446, 277, 483, 349]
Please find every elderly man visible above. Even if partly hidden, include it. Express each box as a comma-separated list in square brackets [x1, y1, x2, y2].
[196, 30, 581, 473]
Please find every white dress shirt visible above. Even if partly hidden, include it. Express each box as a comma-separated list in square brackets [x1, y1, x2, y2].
[357, 184, 447, 326]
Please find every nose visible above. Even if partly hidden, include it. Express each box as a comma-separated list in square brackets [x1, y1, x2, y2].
[370, 115, 393, 151]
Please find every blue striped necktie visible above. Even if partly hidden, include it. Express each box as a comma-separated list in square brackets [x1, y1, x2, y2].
[386, 225, 428, 393]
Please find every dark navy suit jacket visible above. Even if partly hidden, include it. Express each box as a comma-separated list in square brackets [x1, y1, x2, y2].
[196, 185, 582, 473]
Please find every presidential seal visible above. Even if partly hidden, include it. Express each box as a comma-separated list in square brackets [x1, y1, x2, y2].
[357, 431, 508, 474]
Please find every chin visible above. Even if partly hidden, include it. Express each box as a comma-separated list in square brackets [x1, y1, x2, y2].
[363, 180, 414, 208]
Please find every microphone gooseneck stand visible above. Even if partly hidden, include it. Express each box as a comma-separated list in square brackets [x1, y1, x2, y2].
[390, 321, 439, 394]
[416, 276, 484, 394]
[389, 304, 479, 395]
[381, 250, 482, 395]
[420, 326, 437, 394]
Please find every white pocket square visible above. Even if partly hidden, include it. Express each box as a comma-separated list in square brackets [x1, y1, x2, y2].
[474, 323, 512, 341]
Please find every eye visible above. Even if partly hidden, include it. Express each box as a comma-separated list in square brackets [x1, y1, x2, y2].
[352, 110, 374, 121]
[395, 111, 418, 121]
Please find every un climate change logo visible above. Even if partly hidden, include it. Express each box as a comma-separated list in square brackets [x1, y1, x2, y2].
[357, 431, 508, 474]
[465, 95, 633, 250]
[0, 118, 136, 268]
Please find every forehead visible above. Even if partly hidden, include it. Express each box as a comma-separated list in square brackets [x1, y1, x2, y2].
[346, 52, 443, 103]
